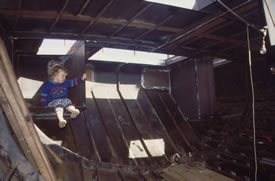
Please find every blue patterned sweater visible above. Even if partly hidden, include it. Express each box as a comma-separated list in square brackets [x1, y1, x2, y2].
[40, 77, 83, 107]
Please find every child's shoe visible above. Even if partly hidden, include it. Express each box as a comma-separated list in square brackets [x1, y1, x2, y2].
[58, 119, 67, 128]
[71, 109, 80, 119]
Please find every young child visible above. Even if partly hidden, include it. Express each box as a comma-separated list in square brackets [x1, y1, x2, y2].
[40, 62, 86, 128]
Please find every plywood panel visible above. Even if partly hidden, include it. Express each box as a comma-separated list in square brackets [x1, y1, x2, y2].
[146, 91, 188, 152]
[106, 88, 151, 166]
[119, 173, 142, 181]
[136, 89, 179, 158]
[92, 86, 135, 165]
[69, 112, 97, 160]
[82, 168, 97, 181]
[66, 41, 86, 106]
[85, 96, 118, 163]
[161, 164, 234, 181]
[119, 84, 168, 166]
[63, 160, 83, 181]
[34, 117, 76, 152]
[160, 93, 200, 151]
[98, 171, 122, 181]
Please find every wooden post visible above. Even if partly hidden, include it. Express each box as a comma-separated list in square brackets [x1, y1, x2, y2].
[0, 38, 56, 181]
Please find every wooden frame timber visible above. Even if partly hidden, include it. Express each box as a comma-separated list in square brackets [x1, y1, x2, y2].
[0, 38, 56, 181]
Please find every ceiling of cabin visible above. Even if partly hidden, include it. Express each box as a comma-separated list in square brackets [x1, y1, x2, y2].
[0, 0, 268, 63]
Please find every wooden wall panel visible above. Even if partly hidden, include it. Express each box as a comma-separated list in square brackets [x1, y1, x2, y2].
[146, 91, 188, 152]
[92, 86, 134, 165]
[136, 89, 179, 158]
[160, 93, 201, 151]
[66, 41, 86, 106]
[85, 96, 119, 163]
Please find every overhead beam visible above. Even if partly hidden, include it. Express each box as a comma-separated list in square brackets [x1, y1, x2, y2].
[85, 39, 156, 52]
[0, 10, 183, 33]
[9, 30, 157, 47]
[152, 0, 258, 51]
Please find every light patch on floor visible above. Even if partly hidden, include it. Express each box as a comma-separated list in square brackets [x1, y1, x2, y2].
[129, 139, 165, 158]
[129, 140, 148, 159]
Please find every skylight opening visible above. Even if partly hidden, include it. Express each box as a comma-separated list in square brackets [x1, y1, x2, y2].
[145, 0, 196, 9]
[37, 39, 76, 55]
[88, 47, 175, 66]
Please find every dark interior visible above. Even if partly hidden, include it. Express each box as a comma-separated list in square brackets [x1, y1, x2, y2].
[1, 0, 275, 180]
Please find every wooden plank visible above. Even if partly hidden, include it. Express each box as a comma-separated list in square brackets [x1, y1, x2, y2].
[63, 160, 83, 181]
[66, 41, 86, 106]
[34, 117, 77, 152]
[0, 10, 183, 33]
[0, 108, 45, 181]
[85, 93, 119, 163]
[160, 93, 200, 151]
[161, 164, 234, 181]
[59, 120, 84, 181]
[92, 86, 135, 165]
[106, 87, 151, 166]
[0, 88, 37, 167]
[119, 173, 142, 181]
[136, 89, 179, 157]
[35, 120, 87, 181]
[146, 91, 188, 153]
[82, 168, 97, 181]
[142, 173, 159, 181]
[69, 112, 97, 160]
[119, 84, 168, 166]
[43, 145, 65, 181]
[0, 53, 56, 181]
[0, 150, 20, 181]
[97, 171, 122, 181]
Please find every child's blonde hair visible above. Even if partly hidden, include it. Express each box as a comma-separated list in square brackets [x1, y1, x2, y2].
[47, 60, 68, 80]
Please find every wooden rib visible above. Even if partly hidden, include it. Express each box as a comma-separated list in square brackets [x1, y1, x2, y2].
[0, 38, 56, 181]
[0, 86, 37, 168]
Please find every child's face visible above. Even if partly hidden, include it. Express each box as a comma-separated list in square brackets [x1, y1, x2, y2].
[54, 70, 67, 83]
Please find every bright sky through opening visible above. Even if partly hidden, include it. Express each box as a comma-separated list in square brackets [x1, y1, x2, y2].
[88, 47, 175, 66]
[145, 0, 196, 9]
[37, 39, 76, 55]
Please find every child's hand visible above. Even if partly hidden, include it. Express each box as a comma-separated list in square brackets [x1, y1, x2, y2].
[82, 73, 87, 81]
